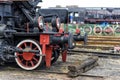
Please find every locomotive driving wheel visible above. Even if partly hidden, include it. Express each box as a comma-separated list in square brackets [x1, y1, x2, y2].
[15, 39, 43, 70]
[103, 26, 114, 36]
[93, 25, 102, 35]
[83, 26, 92, 35]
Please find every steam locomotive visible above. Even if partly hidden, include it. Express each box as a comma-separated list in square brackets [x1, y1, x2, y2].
[0, 0, 87, 70]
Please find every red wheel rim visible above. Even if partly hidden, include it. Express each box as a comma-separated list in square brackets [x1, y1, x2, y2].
[93, 25, 102, 35]
[104, 26, 114, 36]
[95, 27, 101, 33]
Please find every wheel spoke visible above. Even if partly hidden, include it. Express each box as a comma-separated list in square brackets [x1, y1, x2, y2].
[18, 46, 22, 50]
[17, 53, 23, 56]
[21, 59, 24, 62]
[33, 57, 38, 62]
[30, 42, 32, 49]
[30, 61, 34, 67]
[33, 47, 37, 50]
[25, 61, 29, 67]
[24, 42, 27, 47]
[18, 58, 23, 63]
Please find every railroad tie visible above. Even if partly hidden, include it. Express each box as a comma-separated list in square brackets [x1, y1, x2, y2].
[67, 57, 98, 77]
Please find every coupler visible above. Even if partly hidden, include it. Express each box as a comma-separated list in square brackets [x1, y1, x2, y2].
[73, 33, 88, 45]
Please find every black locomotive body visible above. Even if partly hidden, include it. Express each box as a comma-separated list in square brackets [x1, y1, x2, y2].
[0, 0, 87, 70]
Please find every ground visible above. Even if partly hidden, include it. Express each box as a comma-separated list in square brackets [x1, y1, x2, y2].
[1, 54, 120, 80]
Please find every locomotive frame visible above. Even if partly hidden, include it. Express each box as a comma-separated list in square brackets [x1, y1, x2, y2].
[0, 0, 87, 70]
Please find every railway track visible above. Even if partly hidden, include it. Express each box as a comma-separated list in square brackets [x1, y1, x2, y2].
[1, 48, 120, 79]
[1, 54, 118, 79]
[88, 35, 120, 38]
[68, 48, 120, 59]
[71, 35, 120, 59]
[76, 45, 114, 50]
[77, 35, 120, 46]
[1, 60, 104, 79]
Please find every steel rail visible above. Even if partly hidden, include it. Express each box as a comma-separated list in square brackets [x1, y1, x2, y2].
[68, 49, 120, 59]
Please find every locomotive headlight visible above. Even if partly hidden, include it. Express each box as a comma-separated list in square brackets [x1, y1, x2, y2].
[51, 17, 61, 31]
[56, 18, 60, 28]
[38, 16, 44, 30]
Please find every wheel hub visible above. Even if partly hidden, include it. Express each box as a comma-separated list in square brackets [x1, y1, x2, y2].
[95, 27, 101, 33]
[22, 47, 34, 61]
[23, 52, 34, 61]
